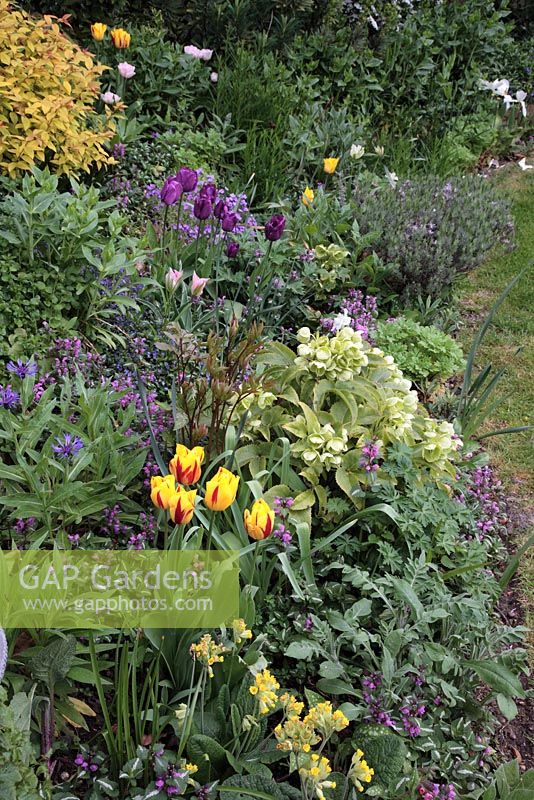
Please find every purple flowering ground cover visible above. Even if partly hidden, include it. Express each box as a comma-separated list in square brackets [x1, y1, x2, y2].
[0, 4, 533, 800]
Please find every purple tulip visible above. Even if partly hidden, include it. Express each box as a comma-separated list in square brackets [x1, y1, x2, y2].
[193, 195, 213, 220]
[264, 214, 286, 242]
[214, 199, 228, 219]
[175, 167, 198, 192]
[226, 242, 240, 258]
[200, 183, 217, 202]
[221, 212, 238, 232]
[161, 178, 182, 206]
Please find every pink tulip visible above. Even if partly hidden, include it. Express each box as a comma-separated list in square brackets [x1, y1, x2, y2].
[118, 62, 136, 79]
[191, 271, 209, 297]
[165, 269, 183, 292]
[100, 92, 120, 105]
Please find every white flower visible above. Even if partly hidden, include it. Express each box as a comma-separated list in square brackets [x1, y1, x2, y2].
[385, 167, 399, 188]
[100, 92, 121, 105]
[184, 45, 212, 61]
[516, 90, 527, 117]
[480, 78, 510, 97]
[350, 144, 365, 160]
[331, 312, 353, 332]
[210, 71, 218, 83]
[374, 145, 385, 157]
[502, 93, 517, 111]
[518, 158, 533, 171]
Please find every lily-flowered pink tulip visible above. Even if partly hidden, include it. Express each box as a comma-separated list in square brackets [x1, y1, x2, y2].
[191, 271, 209, 297]
[118, 62, 136, 79]
[100, 92, 121, 105]
[165, 269, 183, 292]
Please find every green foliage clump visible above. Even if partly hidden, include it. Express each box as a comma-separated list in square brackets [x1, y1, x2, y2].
[0, 687, 45, 800]
[376, 318, 465, 386]
[354, 176, 514, 304]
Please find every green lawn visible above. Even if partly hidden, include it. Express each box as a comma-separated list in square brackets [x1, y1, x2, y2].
[459, 165, 533, 636]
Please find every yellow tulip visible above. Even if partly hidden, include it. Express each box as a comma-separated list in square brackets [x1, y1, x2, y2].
[90, 22, 107, 41]
[302, 186, 314, 206]
[244, 498, 274, 541]
[169, 444, 205, 485]
[323, 157, 339, 174]
[205, 467, 240, 511]
[169, 486, 197, 525]
[150, 474, 176, 510]
[110, 28, 131, 48]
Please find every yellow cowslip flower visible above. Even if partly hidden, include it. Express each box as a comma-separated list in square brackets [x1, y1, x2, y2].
[190, 633, 228, 678]
[232, 618, 253, 644]
[204, 467, 240, 511]
[279, 692, 305, 717]
[185, 763, 198, 774]
[299, 754, 336, 800]
[302, 186, 315, 206]
[305, 701, 349, 738]
[169, 444, 205, 485]
[150, 474, 176, 510]
[323, 157, 339, 174]
[90, 22, 107, 41]
[168, 486, 197, 525]
[110, 28, 131, 48]
[249, 668, 280, 714]
[275, 714, 320, 752]
[244, 498, 274, 541]
[348, 749, 374, 793]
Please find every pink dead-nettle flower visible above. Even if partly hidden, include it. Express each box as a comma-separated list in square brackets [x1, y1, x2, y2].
[118, 62, 136, 79]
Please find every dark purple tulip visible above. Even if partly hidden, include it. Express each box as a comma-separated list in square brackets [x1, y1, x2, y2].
[161, 178, 182, 206]
[226, 242, 240, 258]
[200, 182, 217, 203]
[193, 195, 213, 220]
[214, 199, 228, 219]
[175, 167, 198, 192]
[221, 212, 238, 232]
[264, 214, 286, 242]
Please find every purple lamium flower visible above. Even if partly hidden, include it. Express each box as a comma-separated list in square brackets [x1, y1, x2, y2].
[226, 242, 240, 258]
[52, 433, 84, 460]
[175, 167, 198, 192]
[264, 214, 286, 241]
[221, 212, 238, 232]
[193, 195, 213, 220]
[0, 385, 20, 409]
[6, 359, 38, 379]
[161, 177, 182, 206]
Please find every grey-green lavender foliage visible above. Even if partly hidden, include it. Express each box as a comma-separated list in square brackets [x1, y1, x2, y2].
[0, 629, 7, 682]
[353, 176, 514, 304]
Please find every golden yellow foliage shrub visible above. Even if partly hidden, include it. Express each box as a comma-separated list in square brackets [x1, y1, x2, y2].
[0, 2, 115, 176]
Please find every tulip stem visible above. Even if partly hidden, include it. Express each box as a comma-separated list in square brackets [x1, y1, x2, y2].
[205, 511, 216, 551]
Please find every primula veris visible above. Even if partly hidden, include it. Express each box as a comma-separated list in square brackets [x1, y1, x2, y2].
[150, 474, 176, 510]
[168, 486, 197, 525]
[90, 22, 107, 41]
[205, 467, 240, 511]
[110, 28, 131, 48]
[244, 499, 274, 540]
[323, 157, 339, 174]
[169, 444, 204, 485]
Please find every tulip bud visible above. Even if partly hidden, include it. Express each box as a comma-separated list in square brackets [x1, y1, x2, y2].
[150, 474, 176, 510]
[199, 183, 217, 202]
[205, 467, 240, 511]
[302, 186, 314, 206]
[323, 157, 340, 174]
[226, 242, 239, 258]
[264, 214, 286, 242]
[169, 487, 197, 525]
[169, 444, 205, 485]
[175, 167, 198, 192]
[161, 177, 182, 206]
[244, 498, 274, 541]
[191, 271, 209, 297]
[91, 22, 107, 41]
[165, 269, 183, 293]
[193, 195, 212, 220]
[214, 199, 228, 219]
[118, 62, 136, 79]
[110, 28, 131, 48]
[221, 212, 238, 232]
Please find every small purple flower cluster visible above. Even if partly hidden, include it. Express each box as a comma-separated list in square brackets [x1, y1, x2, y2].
[362, 668, 432, 737]
[13, 518, 36, 536]
[272, 496, 295, 546]
[468, 465, 507, 538]
[362, 672, 395, 727]
[321, 289, 378, 340]
[0, 385, 20, 409]
[129, 512, 157, 550]
[418, 783, 456, 800]
[48, 337, 103, 380]
[74, 753, 99, 773]
[154, 764, 188, 796]
[101, 505, 131, 543]
[359, 440, 381, 473]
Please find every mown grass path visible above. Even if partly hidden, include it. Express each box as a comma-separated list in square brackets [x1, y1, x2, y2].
[459, 165, 533, 635]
